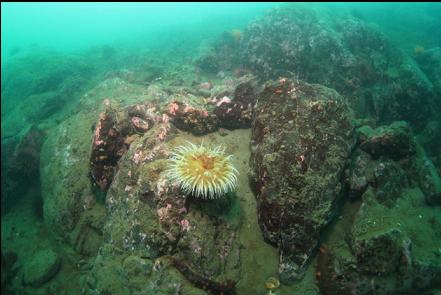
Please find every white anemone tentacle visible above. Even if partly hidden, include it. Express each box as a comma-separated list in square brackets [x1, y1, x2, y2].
[166, 142, 238, 199]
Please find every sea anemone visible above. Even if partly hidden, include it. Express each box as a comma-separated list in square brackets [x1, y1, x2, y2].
[167, 142, 238, 199]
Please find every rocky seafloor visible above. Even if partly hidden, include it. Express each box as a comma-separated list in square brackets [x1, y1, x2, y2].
[2, 4, 441, 295]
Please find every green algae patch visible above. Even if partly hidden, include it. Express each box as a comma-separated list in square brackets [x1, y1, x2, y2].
[23, 249, 61, 287]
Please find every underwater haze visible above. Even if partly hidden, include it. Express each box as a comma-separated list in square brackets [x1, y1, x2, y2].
[1, 2, 279, 57]
[1, 2, 441, 295]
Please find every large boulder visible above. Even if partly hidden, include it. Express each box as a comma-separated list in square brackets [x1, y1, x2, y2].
[1, 125, 45, 212]
[40, 112, 96, 234]
[352, 121, 440, 207]
[209, 4, 436, 131]
[90, 100, 160, 191]
[23, 249, 61, 287]
[40, 78, 161, 237]
[84, 108, 243, 294]
[38, 73, 265, 294]
[356, 121, 416, 160]
[318, 119, 441, 294]
[315, 186, 441, 295]
[249, 78, 354, 283]
[165, 74, 259, 135]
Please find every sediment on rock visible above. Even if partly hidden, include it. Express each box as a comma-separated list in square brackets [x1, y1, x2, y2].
[249, 78, 354, 283]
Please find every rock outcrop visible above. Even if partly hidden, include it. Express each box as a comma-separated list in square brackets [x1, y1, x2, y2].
[249, 78, 355, 283]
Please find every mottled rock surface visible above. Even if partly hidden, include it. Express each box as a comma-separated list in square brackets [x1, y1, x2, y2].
[416, 146, 441, 206]
[166, 100, 219, 135]
[249, 78, 354, 283]
[353, 121, 440, 207]
[41, 78, 162, 237]
[166, 75, 259, 134]
[316, 187, 441, 295]
[316, 118, 441, 294]
[213, 79, 258, 129]
[90, 100, 160, 191]
[357, 121, 415, 160]
[41, 113, 95, 234]
[209, 4, 436, 131]
[85, 118, 243, 294]
[23, 250, 61, 287]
